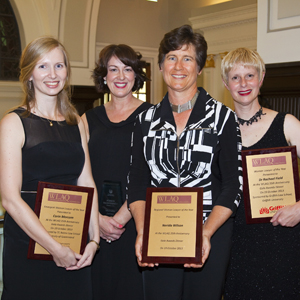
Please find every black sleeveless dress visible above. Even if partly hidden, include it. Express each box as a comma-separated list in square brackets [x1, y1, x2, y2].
[86, 102, 151, 300]
[224, 113, 300, 299]
[2, 109, 92, 300]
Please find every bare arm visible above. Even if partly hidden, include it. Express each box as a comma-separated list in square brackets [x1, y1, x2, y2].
[271, 114, 300, 227]
[70, 118, 100, 269]
[113, 201, 132, 225]
[284, 114, 300, 157]
[184, 205, 232, 268]
[0, 113, 78, 268]
[98, 201, 132, 242]
[202, 206, 232, 261]
[81, 113, 90, 141]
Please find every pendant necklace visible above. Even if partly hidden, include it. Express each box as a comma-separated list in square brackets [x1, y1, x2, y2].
[34, 107, 54, 127]
[170, 91, 199, 113]
[237, 106, 266, 126]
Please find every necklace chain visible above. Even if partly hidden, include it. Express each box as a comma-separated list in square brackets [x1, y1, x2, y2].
[238, 106, 266, 126]
[34, 107, 54, 127]
[170, 91, 199, 113]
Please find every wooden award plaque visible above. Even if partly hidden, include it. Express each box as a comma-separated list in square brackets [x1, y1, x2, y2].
[142, 187, 203, 264]
[242, 146, 299, 224]
[28, 181, 94, 260]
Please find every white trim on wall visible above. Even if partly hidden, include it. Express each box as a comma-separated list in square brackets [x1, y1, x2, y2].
[60, 0, 92, 68]
[268, 0, 300, 32]
[189, 3, 257, 107]
[189, 4, 257, 31]
[189, 4, 257, 54]
[258, 0, 300, 63]
[9, 0, 101, 86]
[70, 0, 101, 85]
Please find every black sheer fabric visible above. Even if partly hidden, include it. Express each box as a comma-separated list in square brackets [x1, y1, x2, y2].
[12, 108, 85, 190]
[224, 113, 300, 299]
[2, 108, 92, 300]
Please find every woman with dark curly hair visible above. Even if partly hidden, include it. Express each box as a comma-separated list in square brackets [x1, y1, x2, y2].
[81, 44, 152, 300]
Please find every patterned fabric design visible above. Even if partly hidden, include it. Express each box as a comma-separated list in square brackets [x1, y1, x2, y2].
[128, 88, 243, 222]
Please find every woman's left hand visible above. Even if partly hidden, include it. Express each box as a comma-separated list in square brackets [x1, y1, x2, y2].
[99, 214, 125, 241]
[184, 234, 211, 268]
[184, 205, 232, 268]
[66, 241, 98, 270]
[271, 202, 300, 227]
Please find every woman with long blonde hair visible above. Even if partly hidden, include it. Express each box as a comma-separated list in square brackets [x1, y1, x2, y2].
[0, 36, 99, 300]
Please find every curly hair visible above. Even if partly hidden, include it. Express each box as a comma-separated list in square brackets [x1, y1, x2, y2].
[92, 44, 148, 93]
[158, 24, 207, 72]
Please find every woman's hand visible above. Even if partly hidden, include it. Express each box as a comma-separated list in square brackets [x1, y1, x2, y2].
[135, 233, 157, 267]
[51, 245, 78, 268]
[129, 201, 157, 267]
[271, 202, 300, 227]
[185, 206, 232, 269]
[101, 200, 132, 242]
[184, 233, 211, 268]
[200, 233, 211, 265]
[135, 232, 144, 266]
[99, 213, 125, 241]
[66, 241, 98, 270]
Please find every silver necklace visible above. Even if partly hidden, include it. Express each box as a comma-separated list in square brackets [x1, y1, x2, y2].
[170, 91, 199, 113]
[34, 107, 54, 126]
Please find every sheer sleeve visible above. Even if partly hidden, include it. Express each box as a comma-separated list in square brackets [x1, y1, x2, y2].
[127, 117, 151, 205]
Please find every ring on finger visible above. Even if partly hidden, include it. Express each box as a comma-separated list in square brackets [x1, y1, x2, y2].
[106, 239, 112, 243]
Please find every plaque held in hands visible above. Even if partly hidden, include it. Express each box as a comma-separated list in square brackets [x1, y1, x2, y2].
[142, 187, 203, 264]
[28, 181, 94, 260]
[242, 146, 300, 224]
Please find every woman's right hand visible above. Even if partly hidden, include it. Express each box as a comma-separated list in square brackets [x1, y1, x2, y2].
[51, 244, 78, 268]
[135, 232, 144, 266]
[135, 233, 157, 267]
[99, 213, 125, 241]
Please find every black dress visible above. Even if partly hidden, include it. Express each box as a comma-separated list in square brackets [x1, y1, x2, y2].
[85, 102, 151, 300]
[2, 109, 92, 300]
[224, 113, 300, 300]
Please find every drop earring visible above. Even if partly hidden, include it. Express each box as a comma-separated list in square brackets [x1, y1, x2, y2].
[104, 79, 107, 85]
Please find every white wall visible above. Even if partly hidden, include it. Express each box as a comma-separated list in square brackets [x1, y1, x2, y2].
[257, 0, 300, 64]
[96, 0, 168, 48]
[0, 0, 101, 118]
[190, 3, 257, 109]
[9, 0, 101, 86]
[2, 0, 299, 118]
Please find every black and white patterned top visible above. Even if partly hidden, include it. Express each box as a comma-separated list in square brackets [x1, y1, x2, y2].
[127, 88, 243, 222]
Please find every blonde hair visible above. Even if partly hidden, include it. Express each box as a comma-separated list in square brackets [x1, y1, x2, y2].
[221, 47, 265, 84]
[18, 36, 78, 125]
